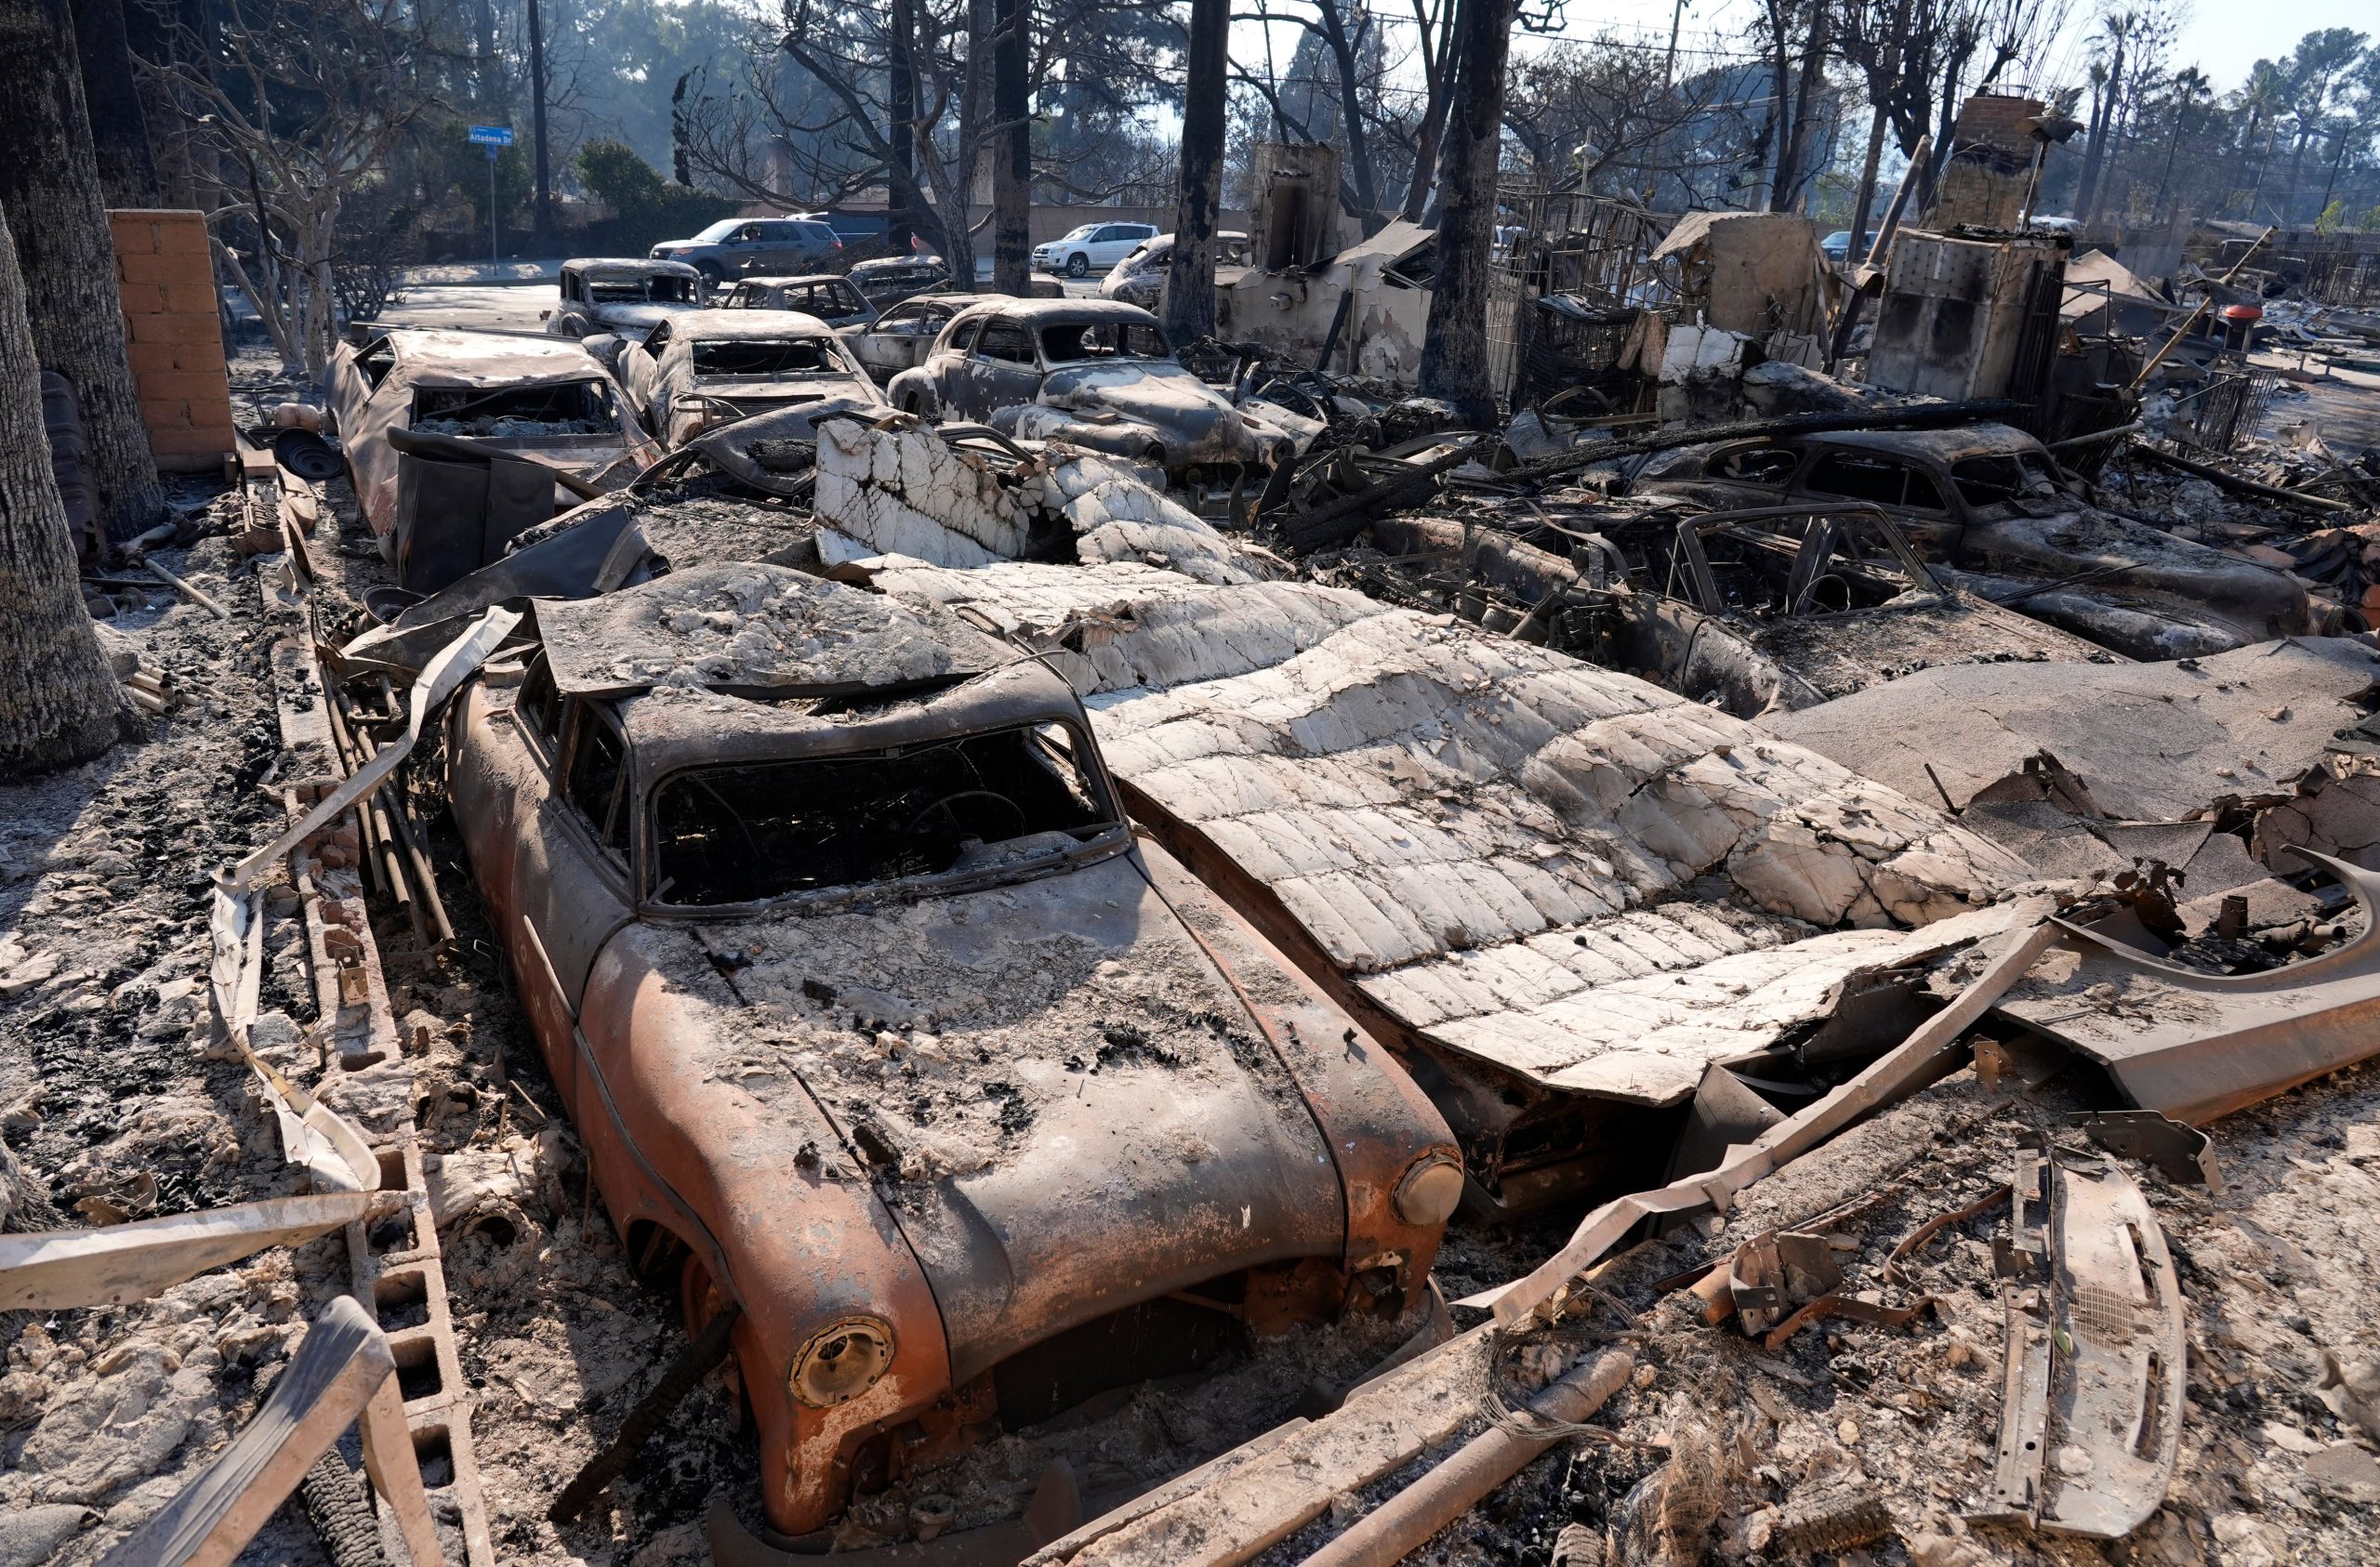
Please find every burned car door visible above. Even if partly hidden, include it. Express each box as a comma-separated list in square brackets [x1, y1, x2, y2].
[508, 691, 636, 1107]
[851, 300, 947, 383]
[952, 316, 1042, 420]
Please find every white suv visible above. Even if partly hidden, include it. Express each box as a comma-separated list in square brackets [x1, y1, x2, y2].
[1033, 221, 1158, 278]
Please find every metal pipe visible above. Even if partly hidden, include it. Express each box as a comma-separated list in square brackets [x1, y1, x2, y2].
[1297, 1350, 1633, 1567]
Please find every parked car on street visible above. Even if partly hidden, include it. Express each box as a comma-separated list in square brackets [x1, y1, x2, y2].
[324, 327, 654, 589]
[445, 561, 1461, 1540]
[717, 273, 877, 328]
[1635, 423, 2313, 659]
[837, 292, 1008, 385]
[1031, 219, 1157, 277]
[649, 217, 843, 283]
[1097, 230, 1250, 309]
[615, 308, 885, 445]
[883, 298, 1302, 514]
[1819, 230, 1880, 262]
[547, 258, 706, 337]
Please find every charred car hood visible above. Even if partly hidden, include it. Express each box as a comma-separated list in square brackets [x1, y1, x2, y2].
[1959, 507, 2310, 654]
[1001, 362, 1265, 466]
[649, 850, 1345, 1383]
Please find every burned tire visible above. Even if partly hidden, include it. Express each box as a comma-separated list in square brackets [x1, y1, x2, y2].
[300, 1448, 390, 1567]
[1065, 253, 1089, 277]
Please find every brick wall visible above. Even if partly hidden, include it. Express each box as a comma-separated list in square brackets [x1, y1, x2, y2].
[108, 209, 235, 473]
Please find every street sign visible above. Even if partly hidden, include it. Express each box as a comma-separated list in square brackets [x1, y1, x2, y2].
[468, 125, 514, 146]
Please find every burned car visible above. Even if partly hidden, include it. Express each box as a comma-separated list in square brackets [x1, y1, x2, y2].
[1635, 423, 2312, 660]
[884, 298, 1301, 515]
[615, 309, 885, 446]
[446, 563, 1461, 1538]
[546, 257, 706, 337]
[839, 292, 1011, 385]
[719, 273, 878, 329]
[1098, 229, 1250, 309]
[324, 328, 654, 587]
[846, 252, 953, 306]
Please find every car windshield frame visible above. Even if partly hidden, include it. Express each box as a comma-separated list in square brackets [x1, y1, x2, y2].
[687, 336, 854, 379]
[1059, 224, 1102, 242]
[640, 718, 1130, 915]
[1038, 319, 1172, 365]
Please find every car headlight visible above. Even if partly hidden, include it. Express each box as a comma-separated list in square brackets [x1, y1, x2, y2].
[1393, 1155, 1464, 1226]
[788, 1316, 895, 1407]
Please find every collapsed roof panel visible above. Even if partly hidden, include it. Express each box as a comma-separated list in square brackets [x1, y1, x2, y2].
[874, 563, 2029, 1110]
[1765, 636, 2380, 822]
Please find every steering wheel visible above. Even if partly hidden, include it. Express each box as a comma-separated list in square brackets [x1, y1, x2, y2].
[904, 790, 1028, 846]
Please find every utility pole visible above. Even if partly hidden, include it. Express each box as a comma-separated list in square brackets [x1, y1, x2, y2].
[528, 0, 553, 251]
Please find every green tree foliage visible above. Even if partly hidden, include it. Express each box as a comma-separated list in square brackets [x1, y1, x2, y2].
[573, 137, 737, 252]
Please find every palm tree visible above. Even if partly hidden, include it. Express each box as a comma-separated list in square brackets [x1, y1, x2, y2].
[2236, 59, 2289, 217]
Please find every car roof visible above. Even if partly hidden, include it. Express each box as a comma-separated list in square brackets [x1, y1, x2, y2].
[563, 257, 703, 279]
[946, 297, 1165, 327]
[377, 329, 606, 385]
[658, 309, 841, 340]
[538, 563, 994, 698]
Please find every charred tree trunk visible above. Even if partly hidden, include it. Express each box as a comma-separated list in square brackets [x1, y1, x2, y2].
[72, 0, 157, 208]
[1316, 0, 1377, 224]
[1416, 0, 1511, 422]
[0, 0, 163, 540]
[887, 0, 917, 254]
[1413, 0, 1470, 226]
[990, 0, 1030, 296]
[1773, 2, 1828, 213]
[1845, 100, 1888, 265]
[527, 0, 554, 250]
[0, 203, 137, 780]
[1163, 0, 1226, 342]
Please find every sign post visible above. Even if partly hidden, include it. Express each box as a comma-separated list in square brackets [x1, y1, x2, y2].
[468, 125, 514, 264]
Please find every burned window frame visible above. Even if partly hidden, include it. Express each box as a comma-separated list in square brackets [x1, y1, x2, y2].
[560, 698, 632, 866]
[515, 652, 563, 759]
[1802, 449, 1949, 513]
[637, 718, 1130, 915]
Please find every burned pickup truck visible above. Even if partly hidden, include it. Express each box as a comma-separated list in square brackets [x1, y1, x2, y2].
[445, 564, 1461, 1538]
[1636, 423, 2314, 660]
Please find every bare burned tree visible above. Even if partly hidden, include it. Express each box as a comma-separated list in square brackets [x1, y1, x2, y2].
[0, 202, 138, 780]
[679, 0, 993, 280]
[1417, 0, 1513, 421]
[991, 0, 1030, 292]
[146, 0, 438, 378]
[1501, 40, 1767, 207]
[1164, 0, 1227, 341]
[0, 0, 164, 540]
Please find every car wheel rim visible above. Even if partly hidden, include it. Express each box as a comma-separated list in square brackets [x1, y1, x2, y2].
[1068, 256, 1087, 276]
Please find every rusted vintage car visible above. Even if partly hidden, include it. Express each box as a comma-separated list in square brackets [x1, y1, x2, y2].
[546, 257, 706, 338]
[719, 272, 878, 328]
[614, 309, 886, 447]
[1097, 229, 1250, 309]
[324, 329, 655, 587]
[446, 563, 1461, 1538]
[884, 298, 1302, 514]
[1634, 423, 2313, 660]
